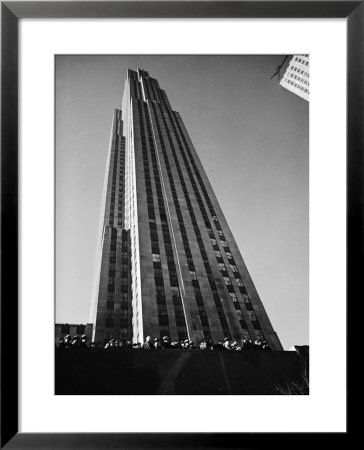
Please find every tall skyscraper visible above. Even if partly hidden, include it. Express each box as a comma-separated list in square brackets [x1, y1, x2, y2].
[89, 68, 283, 350]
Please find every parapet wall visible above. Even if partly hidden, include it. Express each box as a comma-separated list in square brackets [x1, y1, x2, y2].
[55, 349, 307, 395]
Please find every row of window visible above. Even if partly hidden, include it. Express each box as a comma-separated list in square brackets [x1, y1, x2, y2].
[108, 129, 125, 227]
[285, 79, 309, 94]
[168, 107, 261, 334]
[162, 106, 241, 336]
[290, 65, 309, 78]
[150, 102, 208, 336]
[294, 56, 309, 66]
[155, 102, 235, 337]
[138, 101, 187, 338]
[105, 317, 129, 328]
[288, 72, 309, 86]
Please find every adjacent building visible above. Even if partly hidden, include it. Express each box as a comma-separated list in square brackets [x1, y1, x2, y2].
[280, 55, 309, 101]
[55, 323, 93, 346]
[89, 69, 283, 350]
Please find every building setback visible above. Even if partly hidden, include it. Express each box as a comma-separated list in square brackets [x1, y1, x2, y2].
[89, 68, 283, 350]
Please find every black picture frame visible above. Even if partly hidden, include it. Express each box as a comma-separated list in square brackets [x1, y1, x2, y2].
[1, 1, 358, 448]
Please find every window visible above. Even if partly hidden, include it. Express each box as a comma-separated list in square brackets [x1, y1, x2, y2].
[223, 277, 232, 286]
[159, 325, 170, 335]
[109, 270, 115, 278]
[61, 323, 70, 334]
[255, 330, 265, 340]
[200, 316, 209, 326]
[159, 315, 169, 326]
[152, 253, 161, 263]
[156, 293, 166, 305]
[189, 271, 197, 280]
[240, 320, 249, 330]
[229, 292, 238, 302]
[120, 284, 128, 293]
[230, 265, 239, 273]
[214, 250, 221, 258]
[158, 305, 168, 315]
[154, 268, 163, 277]
[238, 285, 247, 294]
[221, 240, 228, 247]
[120, 302, 128, 310]
[156, 285, 165, 295]
[187, 257, 194, 267]
[210, 238, 217, 246]
[247, 311, 256, 321]
[236, 278, 244, 287]
[105, 318, 114, 328]
[245, 302, 254, 311]
[226, 252, 233, 259]
[74, 324, 85, 334]
[107, 300, 114, 309]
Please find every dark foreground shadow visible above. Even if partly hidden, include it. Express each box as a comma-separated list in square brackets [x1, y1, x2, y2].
[55, 348, 307, 395]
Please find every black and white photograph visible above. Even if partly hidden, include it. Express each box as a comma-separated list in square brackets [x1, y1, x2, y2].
[2, 0, 355, 444]
[55, 55, 309, 395]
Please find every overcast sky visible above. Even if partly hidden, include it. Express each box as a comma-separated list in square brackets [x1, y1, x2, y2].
[56, 55, 308, 349]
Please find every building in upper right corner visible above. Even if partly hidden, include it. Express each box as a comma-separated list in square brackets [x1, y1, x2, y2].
[280, 55, 309, 101]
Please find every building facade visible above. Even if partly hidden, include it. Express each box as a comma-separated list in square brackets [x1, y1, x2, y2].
[55, 323, 93, 346]
[90, 69, 283, 350]
[280, 55, 309, 101]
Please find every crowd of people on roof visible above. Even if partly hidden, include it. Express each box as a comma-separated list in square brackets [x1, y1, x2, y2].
[58, 333, 271, 351]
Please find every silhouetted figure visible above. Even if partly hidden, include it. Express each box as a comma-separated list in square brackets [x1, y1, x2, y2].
[242, 339, 254, 350]
[79, 334, 88, 348]
[58, 336, 71, 349]
[254, 339, 263, 350]
[223, 337, 232, 350]
[105, 339, 116, 348]
[261, 340, 272, 351]
[206, 337, 214, 350]
[143, 336, 154, 349]
[70, 335, 80, 348]
[162, 336, 171, 349]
